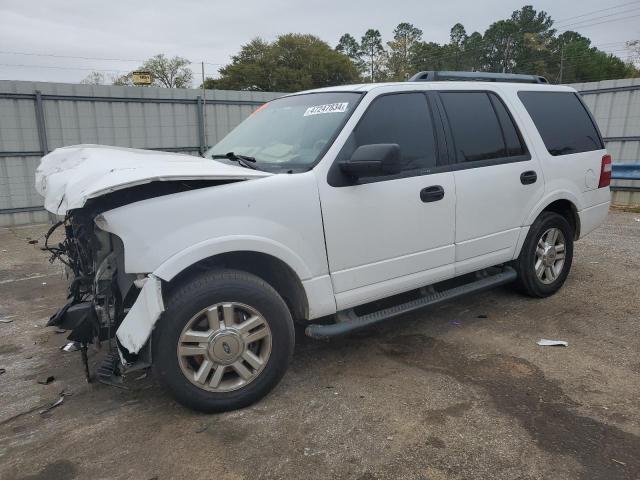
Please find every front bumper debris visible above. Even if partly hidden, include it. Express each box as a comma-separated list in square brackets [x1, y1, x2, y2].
[115, 274, 165, 355]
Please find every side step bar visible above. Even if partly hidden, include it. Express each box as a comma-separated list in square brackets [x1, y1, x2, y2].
[305, 267, 517, 339]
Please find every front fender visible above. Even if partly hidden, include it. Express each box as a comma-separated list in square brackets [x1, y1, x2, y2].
[97, 172, 329, 280]
[152, 234, 313, 281]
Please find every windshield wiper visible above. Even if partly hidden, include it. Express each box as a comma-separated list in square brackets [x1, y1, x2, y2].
[211, 152, 258, 170]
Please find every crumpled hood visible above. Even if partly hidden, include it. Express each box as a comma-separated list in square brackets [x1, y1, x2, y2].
[35, 145, 271, 214]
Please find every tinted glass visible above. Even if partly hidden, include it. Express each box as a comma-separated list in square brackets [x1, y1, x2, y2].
[351, 93, 438, 171]
[489, 93, 526, 156]
[518, 91, 603, 156]
[440, 92, 507, 162]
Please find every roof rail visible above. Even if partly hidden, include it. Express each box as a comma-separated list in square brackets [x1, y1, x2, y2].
[408, 71, 549, 84]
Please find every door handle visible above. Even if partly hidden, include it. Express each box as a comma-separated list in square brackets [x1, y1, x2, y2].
[520, 171, 537, 185]
[420, 185, 444, 202]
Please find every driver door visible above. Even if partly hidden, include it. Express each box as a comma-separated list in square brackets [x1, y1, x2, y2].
[317, 92, 456, 310]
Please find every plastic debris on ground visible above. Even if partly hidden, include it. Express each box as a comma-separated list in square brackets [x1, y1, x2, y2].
[537, 339, 568, 347]
[61, 342, 80, 352]
[39, 396, 64, 415]
[37, 376, 55, 385]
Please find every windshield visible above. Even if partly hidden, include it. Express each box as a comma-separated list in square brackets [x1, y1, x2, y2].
[205, 92, 362, 172]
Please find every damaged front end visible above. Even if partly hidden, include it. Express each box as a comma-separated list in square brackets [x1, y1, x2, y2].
[44, 210, 156, 381]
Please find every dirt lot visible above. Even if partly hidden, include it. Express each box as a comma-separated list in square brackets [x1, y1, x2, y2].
[0, 210, 638, 480]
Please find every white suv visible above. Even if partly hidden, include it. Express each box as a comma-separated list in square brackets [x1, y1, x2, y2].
[37, 71, 611, 412]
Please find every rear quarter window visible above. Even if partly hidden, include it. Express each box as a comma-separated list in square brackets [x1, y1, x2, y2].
[518, 91, 604, 156]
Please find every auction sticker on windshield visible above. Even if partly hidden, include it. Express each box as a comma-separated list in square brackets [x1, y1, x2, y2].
[304, 103, 349, 116]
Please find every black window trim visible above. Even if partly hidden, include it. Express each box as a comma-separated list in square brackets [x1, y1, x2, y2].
[517, 90, 605, 157]
[327, 90, 445, 187]
[436, 90, 532, 171]
[326, 89, 533, 188]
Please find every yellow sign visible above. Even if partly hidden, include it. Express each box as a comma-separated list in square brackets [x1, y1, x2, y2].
[132, 71, 152, 85]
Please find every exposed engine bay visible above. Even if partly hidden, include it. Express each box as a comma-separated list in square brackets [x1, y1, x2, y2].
[44, 210, 138, 380]
[34, 145, 274, 383]
[42, 178, 243, 381]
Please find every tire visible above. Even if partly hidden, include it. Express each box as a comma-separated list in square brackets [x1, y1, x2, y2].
[513, 211, 574, 298]
[153, 269, 295, 413]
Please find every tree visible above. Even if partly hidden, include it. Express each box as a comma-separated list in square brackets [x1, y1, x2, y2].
[360, 29, 385, 82]
[336, 33, 365, 74]
[80, 71, 106, 85]
[410, 41, 447, 72]
[113, 54, 193, 88]
[214, 34, 359, 92]
[464, 32, 484, 71]
[448, 23, 468, 70]
[142, 54, 193, 88]
[482, 19, 519, 73]
[627, 40, 640, 66]
[387, 23, 423, 80]
[509, 6, 555, 75]
[551, 31, 636, 83]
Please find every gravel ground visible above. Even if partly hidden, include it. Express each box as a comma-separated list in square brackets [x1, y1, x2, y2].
[0, 210, 638, 480]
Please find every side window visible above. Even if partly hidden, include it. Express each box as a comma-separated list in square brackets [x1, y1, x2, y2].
[350, 93, 438, 171]
[440, 92, 508, 163]
[489, 93, 527, 157]
[518, 91, 604, 156]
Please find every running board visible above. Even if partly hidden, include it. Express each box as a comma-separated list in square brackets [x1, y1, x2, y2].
[305, 267, 517, 339]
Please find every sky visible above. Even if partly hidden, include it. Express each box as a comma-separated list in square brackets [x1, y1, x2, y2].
[0, 0, 639, 84]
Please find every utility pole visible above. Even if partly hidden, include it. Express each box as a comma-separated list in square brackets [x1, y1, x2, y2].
[559, 43, 565, 84]
[370, 49, 374, 83]
[502, 36, 512, 74]
[201, 62, 208, 150]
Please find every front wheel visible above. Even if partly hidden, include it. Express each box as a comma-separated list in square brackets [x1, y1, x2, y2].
[153, 269, 295, 412]
[514, 211, 574, 298]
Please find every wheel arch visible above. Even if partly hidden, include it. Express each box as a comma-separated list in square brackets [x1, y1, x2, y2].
[540, 199, 580, 239]
[526, 193, 581, 239]
[161, 251, 310, 322]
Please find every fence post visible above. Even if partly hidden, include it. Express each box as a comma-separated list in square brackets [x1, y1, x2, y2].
[196, 95, 206, 156]
[34, 90, 49, 155]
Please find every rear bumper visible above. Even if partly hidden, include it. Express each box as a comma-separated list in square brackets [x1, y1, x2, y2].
[578, 201, 610, 239]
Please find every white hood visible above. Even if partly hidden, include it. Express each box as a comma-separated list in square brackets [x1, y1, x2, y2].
[35, 145, 270, 214]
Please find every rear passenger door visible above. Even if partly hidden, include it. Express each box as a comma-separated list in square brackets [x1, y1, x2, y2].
[436, 90, 545, 275]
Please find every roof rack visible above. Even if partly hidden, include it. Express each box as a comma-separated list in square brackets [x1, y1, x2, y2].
[408, 71, 549, 84]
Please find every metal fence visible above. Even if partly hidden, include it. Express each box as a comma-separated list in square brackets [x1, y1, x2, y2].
[0, 80, 282, 226]
[2, 78, 639, 226]
[571, 78, 640, 207]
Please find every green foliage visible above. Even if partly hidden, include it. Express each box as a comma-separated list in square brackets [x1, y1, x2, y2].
[345, 5, 638, 84]
[336, 33, 365, 74]
[360, 29, 386, 82]
[210, 34, 359, 92]
[204, 5, 637, 91]
[113, 54, 193, 88]
[387, 23, 423, 81]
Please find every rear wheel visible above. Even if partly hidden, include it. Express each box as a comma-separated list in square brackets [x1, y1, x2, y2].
[153, 269, 295, 412]
[514, 211, 574, 298]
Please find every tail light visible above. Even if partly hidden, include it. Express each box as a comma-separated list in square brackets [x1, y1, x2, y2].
[598, 154, 612, 188]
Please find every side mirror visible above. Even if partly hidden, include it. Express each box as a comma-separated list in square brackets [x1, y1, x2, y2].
[339, 144, 401, 179]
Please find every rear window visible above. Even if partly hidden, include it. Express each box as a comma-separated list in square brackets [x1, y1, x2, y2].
[518, 91, 603, 156]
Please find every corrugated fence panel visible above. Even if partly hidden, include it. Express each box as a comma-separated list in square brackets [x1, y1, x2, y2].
[7, 76, 637, 226]
[571, 78, 640, 206]
[0, 80, 282, 226]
